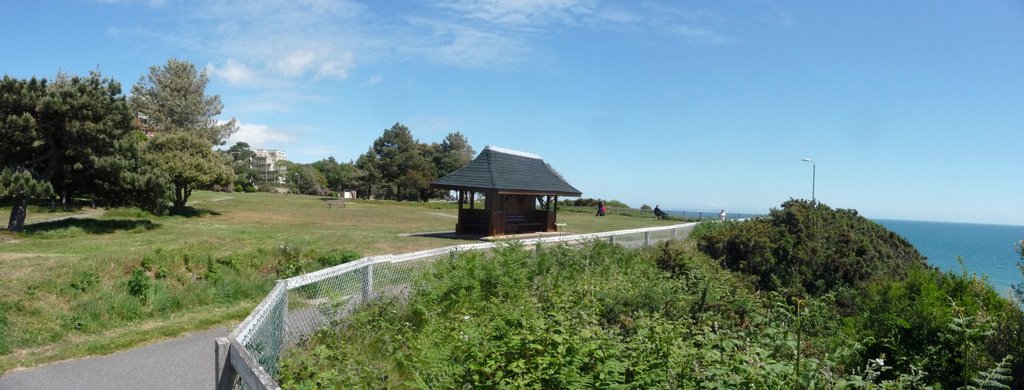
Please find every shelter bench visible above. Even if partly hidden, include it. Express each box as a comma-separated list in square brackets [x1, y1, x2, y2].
[504, 215, 545, 233]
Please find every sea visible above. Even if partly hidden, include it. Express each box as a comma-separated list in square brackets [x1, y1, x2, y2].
[876, 219, 1024, 297]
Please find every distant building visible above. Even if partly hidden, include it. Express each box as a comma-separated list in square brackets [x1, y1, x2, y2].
[253, 149, 288, 184]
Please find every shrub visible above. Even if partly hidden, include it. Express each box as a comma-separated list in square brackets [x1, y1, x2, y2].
[140, 256, 154, 272]
[316, 250, 361, 268]
[155, 265, 169, 279]
[126, 267, 152, 300]
[276, 243, 304, 278]
[68, 270, 101, 293]
[692, 199, 926, 296]
[278, 242, 864, 388]
[854, 265, 1024, 388]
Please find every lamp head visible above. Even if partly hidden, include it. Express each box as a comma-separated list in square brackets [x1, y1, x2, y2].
[801, 158, 814, 163]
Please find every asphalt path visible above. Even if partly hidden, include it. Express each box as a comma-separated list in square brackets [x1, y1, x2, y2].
[0, 327, 227, 390]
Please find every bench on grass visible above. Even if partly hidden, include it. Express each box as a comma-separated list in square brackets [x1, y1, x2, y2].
[326, 198, 345, 209]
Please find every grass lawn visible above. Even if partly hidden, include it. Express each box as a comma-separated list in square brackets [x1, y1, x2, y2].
[0, 191, 673, 372]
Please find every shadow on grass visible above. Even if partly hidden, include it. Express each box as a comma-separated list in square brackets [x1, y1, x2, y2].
[25, 218, 160, 234]
[169, 207, 221, 218]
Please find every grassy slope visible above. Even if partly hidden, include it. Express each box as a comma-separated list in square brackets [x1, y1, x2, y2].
[0, 191, 672, 372]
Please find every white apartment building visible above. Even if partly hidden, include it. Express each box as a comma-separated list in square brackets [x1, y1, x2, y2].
[253, 149, 288, 184]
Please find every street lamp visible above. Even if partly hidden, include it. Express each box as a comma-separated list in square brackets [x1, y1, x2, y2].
[801, 158, 815, 202]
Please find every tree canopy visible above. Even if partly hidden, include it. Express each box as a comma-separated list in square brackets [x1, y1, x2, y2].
[1, 72, 166, 230]
[130, 58, 238, 145]
[143, 133, 233, 210]
[353, 123, 474, 201]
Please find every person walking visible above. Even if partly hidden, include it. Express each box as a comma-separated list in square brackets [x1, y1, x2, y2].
[596, 201, 606, 217]
[719, 209, 727, 221]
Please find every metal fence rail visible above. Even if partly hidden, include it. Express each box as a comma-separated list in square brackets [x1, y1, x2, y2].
[215, 222, 698, 389]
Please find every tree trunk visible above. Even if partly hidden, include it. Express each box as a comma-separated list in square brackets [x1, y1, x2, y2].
[173, 185, 187, 209]
[7, 196, 29, 232]
[61, 189, 68, 211]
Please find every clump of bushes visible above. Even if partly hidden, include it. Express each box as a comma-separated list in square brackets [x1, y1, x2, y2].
[275, 243, 361, 278]
[691, 199, 1024, 388]
[277, 200, 1023, 389]
[278, 242, 875, 388]
[691, 199, 926, 296]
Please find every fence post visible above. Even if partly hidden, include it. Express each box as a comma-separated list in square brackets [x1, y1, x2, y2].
[671, 228, 677, 239]
[361, 264, 374, 302]
[215, 337, 237, 390]
[609, 235, 616, 244]
[644, 232, 650, 247]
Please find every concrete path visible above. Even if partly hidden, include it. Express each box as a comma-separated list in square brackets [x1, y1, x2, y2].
[0, 327, 227, 390]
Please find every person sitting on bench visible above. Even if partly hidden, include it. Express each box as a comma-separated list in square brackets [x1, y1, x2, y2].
[653, 205, 667, 219]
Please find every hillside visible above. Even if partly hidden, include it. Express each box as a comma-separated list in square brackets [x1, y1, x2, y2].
[0, 191, 674, 372]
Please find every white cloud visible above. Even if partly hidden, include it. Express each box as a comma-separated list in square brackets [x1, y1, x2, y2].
[276, 50, 317, 77]
[316, 52, 355, 79]
[436, 0, 594, 27]
[108, 0, 742, 88]
[226, 122, 296, 148]
[206, 59, 258, 85]
[363, 73, 382, 86]
[595, 7, 642, 24]
[668, 24, 734, 45]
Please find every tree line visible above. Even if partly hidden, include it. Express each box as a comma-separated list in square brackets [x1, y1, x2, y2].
[222, 123, 474, 202]
[2, 59, 477, 232]
[1, 59, 234, 231]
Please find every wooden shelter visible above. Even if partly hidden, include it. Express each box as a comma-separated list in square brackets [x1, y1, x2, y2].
[431, 146, 582, 236]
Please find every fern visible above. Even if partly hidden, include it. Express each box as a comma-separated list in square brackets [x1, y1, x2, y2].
[965, 355, 1013, 390]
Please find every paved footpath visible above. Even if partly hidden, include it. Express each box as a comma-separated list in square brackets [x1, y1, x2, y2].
[0, 327, 227, 390]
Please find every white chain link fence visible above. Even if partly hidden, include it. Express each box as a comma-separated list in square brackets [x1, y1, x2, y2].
[215, 223, 698, 389]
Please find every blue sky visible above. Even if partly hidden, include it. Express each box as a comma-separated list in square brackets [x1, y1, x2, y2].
[3, 1, 1023, 225]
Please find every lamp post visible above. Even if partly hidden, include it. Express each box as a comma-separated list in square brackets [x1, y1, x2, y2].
[801, 158, 815, 202]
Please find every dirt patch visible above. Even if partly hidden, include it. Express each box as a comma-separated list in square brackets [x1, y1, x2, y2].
[425, 212, 457, 219]
[0, 253, 63, 261]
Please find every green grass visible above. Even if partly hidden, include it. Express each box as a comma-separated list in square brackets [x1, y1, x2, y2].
[0, 191, 671, 372]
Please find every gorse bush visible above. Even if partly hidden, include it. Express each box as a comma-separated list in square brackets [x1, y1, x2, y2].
[691, 199, 926, 296]
[692, 199, 1024, 388]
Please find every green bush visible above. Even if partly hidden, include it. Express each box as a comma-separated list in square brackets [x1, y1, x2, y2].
[691, 199, 926, 296]
[68, 270, 101, 293]
[125, 267, 152, 300]
[854, 265, 1024, 388]
[278, 241, 870, 388]
[155, 265, 169, 279]
[140, 256, 154, 272]
[316, 250, 361, 268]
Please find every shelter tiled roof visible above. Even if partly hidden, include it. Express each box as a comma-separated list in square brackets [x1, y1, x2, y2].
[431, 146, 582, 196]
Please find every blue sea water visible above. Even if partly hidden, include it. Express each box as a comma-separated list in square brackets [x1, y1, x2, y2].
[876, 219, 1024, 296]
